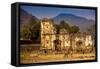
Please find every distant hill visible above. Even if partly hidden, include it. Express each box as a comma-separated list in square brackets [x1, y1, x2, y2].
[20, 9, 95, 33]
[20, 8, 39, 26]
[53, 13, 95, 32]
[20, 8, 40, 42]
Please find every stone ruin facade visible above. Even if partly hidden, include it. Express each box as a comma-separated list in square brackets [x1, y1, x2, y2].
[41, 18, 93, 50]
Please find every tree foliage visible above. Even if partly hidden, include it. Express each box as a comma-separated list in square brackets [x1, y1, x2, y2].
[21, 25, 31, 39]
[70, 25, 79, 34]
[59, 20, 70, 32]
[20, 15, 40, 43]
[55, 20, 80, 34]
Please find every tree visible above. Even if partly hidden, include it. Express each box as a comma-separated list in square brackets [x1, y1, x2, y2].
[59, 21, 79, 34]
[59, 20, 70, 32]
[20, 25, 31, 39]
[54, 20, 71, 34]
[27, 16, 40, 42]
[20, 15, 41, 43]
[70, 25, 79, 34]
[30, 21, 40, 43]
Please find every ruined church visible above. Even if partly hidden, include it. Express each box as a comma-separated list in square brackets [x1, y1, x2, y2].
[41, 18, 93, 50]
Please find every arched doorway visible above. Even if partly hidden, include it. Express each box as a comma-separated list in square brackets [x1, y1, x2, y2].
[53, 39, 61, 51]
[76, 40, 83, 53]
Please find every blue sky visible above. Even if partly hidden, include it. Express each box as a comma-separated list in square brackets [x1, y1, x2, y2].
[20, 5, 95, 20]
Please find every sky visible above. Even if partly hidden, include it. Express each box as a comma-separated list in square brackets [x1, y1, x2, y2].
[20, 5, 96, 20]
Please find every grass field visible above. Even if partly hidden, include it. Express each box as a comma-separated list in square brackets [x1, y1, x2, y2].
[20, 50, 95, 64]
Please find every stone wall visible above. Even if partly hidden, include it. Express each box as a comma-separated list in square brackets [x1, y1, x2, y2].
[40, 18, 93, 50]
